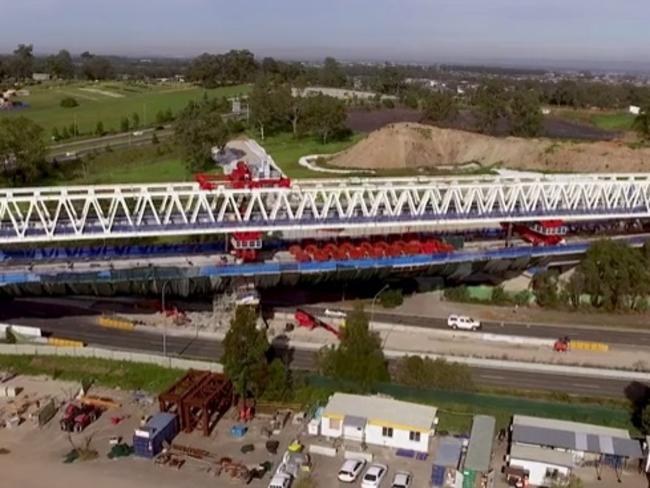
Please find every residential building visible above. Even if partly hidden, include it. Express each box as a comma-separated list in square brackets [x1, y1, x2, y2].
[320, 393, 438, 453]
[32, 73, 51, 82]
[506, 415, 643, 487]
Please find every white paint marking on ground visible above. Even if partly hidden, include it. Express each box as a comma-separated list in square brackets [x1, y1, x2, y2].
[479, 374, 506, 380]
[298, 154, 375, 175]
[571, 382, 598, 389]
[79, 88, 125, 98]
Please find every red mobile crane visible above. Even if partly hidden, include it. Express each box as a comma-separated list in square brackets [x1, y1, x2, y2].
[294, 309, 341, 339]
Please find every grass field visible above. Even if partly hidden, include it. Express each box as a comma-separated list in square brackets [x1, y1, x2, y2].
[260, 131, 365, 178]
[0, 355, 184, 393]
[554, 108, 635, 131]
[0, 81, 250, 139]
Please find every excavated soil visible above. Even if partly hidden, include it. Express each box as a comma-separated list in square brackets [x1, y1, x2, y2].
[329, 122, 650, 173]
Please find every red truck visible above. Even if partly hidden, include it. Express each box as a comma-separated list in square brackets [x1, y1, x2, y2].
[60, 403, 101, 432]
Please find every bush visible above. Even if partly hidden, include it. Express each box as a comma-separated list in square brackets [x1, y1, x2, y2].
[393, 355, 475, 391]
[444, 285, 470, 302]
[379, 288, 403, 308]
[60, 97, 78, 108]
[381, 98, 395, 109]
[491, 286, 510, 305]
[513, 290, 531, 306]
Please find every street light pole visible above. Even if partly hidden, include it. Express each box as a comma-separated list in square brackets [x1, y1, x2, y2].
[370, 284, 390, 324]
[161, 280, 170, 357]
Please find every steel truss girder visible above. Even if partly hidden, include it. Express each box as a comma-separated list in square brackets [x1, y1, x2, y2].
[1, 175, 650, 243]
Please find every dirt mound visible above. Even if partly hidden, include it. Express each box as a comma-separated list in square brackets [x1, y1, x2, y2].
[329, 123, 650, 173]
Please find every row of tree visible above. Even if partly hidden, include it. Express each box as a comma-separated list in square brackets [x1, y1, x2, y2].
[532, 239, 650, 312]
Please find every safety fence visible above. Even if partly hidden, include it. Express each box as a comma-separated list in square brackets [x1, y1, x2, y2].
[0, 344, 222, 372]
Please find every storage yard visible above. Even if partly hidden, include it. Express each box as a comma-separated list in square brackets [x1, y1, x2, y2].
[0, 371, 647, 488]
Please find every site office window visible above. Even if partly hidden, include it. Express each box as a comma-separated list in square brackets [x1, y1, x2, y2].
[381, 426, 393, 438]
[409, 431, 421, 442]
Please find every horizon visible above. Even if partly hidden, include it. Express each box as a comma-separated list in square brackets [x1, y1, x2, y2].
[2, 0, 649, 73]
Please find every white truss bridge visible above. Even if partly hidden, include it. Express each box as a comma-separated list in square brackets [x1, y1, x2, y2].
[1, 173, 650, 244]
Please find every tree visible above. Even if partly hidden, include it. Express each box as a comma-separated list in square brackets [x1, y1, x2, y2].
[474, 80, 507, 134]
[248, 76, 292, 139]
[47, 49, 75, 79]
[95, 121, 105, 136]
[222, 306, 269, 400]
[580, 239, 647, 311]
[642, 403, 650, 435]
[633, 102, 650, 140]
[563, 269, 586, 309]
[422, 91, 458, 123]
[120, 117, 130, 132]
[61, 126, 70, 139]
[320, 57, 346, 88]
[0, 117, 46, 185]
[509, 89, 543, 137]
[301, 94, 347, 144]
[318, 303, 389, 391]
[10, 44, 34, 80]
[174, 99, 230, 171]
[52, 127, 61, 141]
[131, 112, 140, 128]
[531, 269, 560, 307]
[81, 54, 114, 80]
[263, 359, 292, 402]
[187, 49, 258, 87]
[375, 64, 404, 95]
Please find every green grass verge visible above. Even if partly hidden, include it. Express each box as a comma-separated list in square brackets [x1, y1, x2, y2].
[259, 131, 365, 178]
[0, 355, 184, 393]
[554, 108, 635, 131]
[0, 81, 250, 139]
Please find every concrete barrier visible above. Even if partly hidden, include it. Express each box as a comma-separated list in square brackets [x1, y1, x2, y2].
[98, 316, 135, 331]
[308, 444, 337, 457]
[344, 450, 373, 462]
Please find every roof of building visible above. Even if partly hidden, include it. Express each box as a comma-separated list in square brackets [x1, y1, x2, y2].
[322, 393, 438, 433]
[509, 444, 576, 468]
[464, 415, 496, 472]
[434, 436, 464, 468]
[512, 415, 630, 438]
[145, 412, 176, 433]
[512, 423, 642, 459]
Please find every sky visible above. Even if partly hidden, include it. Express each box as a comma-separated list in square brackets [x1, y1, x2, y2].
[2, 0, 649, 69]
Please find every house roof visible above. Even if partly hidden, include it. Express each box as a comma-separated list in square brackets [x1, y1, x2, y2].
[512, 415, 630, 438]
[464, 415, 496, 472]
[511, 417, 642, 459]
[322, 393, 438, 433]
[434, 436, 464, 467]
[510, 444, 576, 468]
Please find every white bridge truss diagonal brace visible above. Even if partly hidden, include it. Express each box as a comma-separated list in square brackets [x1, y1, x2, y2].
[1, 174, 650, 244]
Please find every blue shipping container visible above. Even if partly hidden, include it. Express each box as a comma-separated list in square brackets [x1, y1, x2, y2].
[133, 412, 178, 458]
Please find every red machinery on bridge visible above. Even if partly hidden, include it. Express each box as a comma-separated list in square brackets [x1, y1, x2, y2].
[505, 220, 568, 246]
[195, 161, 291, 191]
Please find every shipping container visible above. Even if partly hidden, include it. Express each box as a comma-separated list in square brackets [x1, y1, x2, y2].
[133, 412, 178, 458]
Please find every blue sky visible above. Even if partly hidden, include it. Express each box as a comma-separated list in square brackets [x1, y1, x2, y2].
[2, 0, 649, 67]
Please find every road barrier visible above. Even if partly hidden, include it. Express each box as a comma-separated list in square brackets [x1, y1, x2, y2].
[570, 340, 609, 352]
[0, 344, 222, 372]
[47, 337, 85, 347]
[98, 316, 135, 331]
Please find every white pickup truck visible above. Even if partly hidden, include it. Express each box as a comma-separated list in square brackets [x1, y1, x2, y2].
[447, 314, 481, 331]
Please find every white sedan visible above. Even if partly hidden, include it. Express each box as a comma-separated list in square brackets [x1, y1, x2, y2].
[361, 463, 388, 488]
[337, 458, 366, 483]
[447, 314, 481, 331]
[391, 471, 412, 488]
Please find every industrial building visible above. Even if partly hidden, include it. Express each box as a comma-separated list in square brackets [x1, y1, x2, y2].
[320, 393, 438, 453]
[506, 415, 644, 486]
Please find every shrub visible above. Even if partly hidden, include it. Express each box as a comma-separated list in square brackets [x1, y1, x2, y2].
[60, 97, 78, 108]
[444, 285, 470, 302]
[381, 98, 395, 109]
[491, 285, 510, 305]
[513, 290, 531, 306]
[379, 288, 403, 308]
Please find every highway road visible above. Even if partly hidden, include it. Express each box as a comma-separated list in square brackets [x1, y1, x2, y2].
[301, 306, 650, 347]
[4, 311, 639, 398]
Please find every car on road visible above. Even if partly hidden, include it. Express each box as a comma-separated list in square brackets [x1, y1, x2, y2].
[267, 473, 292, 488]
[337, 458, 366, 483]
[390, 471, 412, 488]
[324, 308, 347, 319]
[132, 130, 144, 136]
[447, 314, 481, 331]
[361, 463, 388, 488]
[64, 151, 77, 158]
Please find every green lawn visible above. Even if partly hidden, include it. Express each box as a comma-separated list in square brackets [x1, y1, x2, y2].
[0, 355, 184, 393]
[0, 81, 250, 139]
[554, 108, 635, 131]
[260, 132, 365, 178]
